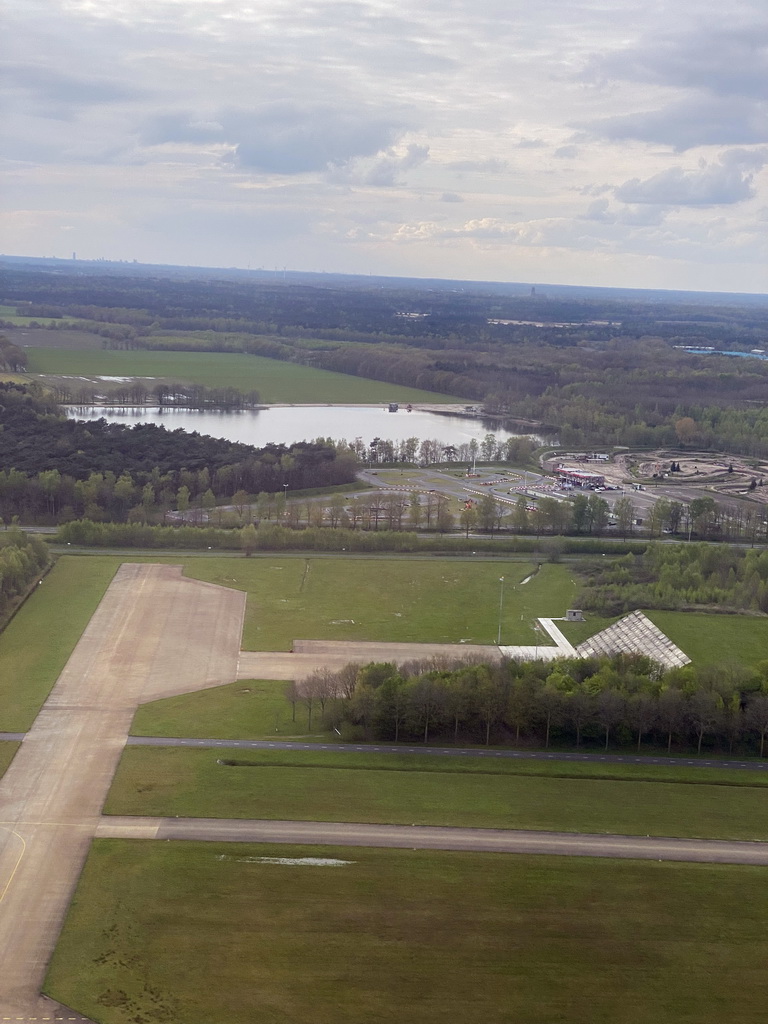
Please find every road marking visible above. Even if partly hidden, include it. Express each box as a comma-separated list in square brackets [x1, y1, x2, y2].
[0, 825, 26, 906]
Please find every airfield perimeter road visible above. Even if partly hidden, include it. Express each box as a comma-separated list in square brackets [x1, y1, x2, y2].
[0, 563, 245, 1019]
[127, 735, 768, 773]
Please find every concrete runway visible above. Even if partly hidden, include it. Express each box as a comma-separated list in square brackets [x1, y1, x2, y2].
[0, 564, 245, 1018]
[96, 815, 768, 865]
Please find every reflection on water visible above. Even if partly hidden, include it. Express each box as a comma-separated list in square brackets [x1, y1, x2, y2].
[66, 404, 544, 448]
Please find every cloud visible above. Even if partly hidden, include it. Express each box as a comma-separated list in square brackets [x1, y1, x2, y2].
[553, 145, 579, 159]
[583, 198, 667, 226]
[354, 143, 430, 186]
[579, 19, 768, 149]
[1, 61, 146, 117]
[582, 97, 768, 150]
[615, 150, 767, 206]
[141, 103, 409, 175]
[587, 25, 768, 101]
[439, 192, 463, 202]
[446, 158, 509, 173]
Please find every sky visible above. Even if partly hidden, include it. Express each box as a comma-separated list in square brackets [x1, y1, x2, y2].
[2, 0, 768, 293]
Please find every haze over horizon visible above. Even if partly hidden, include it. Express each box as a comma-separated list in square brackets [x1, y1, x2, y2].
[3, 0, 767, 294]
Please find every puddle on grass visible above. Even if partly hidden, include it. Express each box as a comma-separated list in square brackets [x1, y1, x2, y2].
[217, 855, 355, 867]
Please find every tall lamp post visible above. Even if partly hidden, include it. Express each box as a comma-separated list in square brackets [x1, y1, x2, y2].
[497, 576, 505, 646]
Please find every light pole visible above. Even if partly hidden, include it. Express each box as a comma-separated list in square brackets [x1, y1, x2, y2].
[497, 576, 505, 646]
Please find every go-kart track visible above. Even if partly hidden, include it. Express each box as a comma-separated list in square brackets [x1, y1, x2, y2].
[0, 564, 765, 1019]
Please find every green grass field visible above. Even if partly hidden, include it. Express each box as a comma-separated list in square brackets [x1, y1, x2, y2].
[105, 745, 768, 840]
[646, 610, 768, 667]
[0, 741, 19, 779]
[184, 557, 574, 650]
[131, 678, 326, 739]
[0, 556, 118, 730]
[45, 840, 768, 1024]
[25, 347, 460, 403]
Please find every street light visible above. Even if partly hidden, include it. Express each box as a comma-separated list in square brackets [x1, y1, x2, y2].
[497, 576, 505, 646]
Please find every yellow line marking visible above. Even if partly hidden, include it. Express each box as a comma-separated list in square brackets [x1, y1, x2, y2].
[0, 825, 26, 905]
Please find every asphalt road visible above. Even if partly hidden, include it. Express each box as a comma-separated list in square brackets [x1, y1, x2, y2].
[126, 735, 768, 773]
[96, 815, 768, 865]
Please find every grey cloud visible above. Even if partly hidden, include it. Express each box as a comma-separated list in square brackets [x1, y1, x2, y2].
[439, 192, 464, 202]
[553, 145, 579, 158]
[588, 26, 768, 101]
[141, 103, 407, 175]
[1, 62, 145, 115]
[140, 113, 226, 146]
[582, 97, 768, 150]
[615, 151, 767, 206]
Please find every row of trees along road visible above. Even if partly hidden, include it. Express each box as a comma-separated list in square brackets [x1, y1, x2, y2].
[289, 655, 768, 756]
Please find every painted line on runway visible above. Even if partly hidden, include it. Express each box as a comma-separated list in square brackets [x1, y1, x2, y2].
[0, 827, 26, 906]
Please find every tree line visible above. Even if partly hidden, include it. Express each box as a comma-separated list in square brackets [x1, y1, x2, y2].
[578, 543, 768, 615]
[289, 654, 768, 756]
[0, 529, 50, 620]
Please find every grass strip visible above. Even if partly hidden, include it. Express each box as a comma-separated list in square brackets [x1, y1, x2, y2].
[46, 840, 768, 1024]
[0, 741, 19, 779]
[105, 746, 768, 840]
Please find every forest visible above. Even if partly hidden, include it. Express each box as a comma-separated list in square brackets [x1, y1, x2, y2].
[5, 261, 768, 454]
[0, 384, 356, 522]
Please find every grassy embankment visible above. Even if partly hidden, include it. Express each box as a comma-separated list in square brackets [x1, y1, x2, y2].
[24, 347, 461, 403]
[46, 840, 768, 1024]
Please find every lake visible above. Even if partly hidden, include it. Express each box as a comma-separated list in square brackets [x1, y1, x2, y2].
[65, 404, 542, 449]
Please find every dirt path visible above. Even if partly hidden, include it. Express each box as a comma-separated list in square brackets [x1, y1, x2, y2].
[0, 564, 245, 1017]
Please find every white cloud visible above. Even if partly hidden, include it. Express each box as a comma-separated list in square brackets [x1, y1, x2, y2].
[615, 150, 768, 206]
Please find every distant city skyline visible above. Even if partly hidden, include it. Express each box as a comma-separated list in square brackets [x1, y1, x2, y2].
[3, 0, 767, 294]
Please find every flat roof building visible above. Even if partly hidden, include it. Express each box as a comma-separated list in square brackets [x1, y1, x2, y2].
[555, 467, 606, 488]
